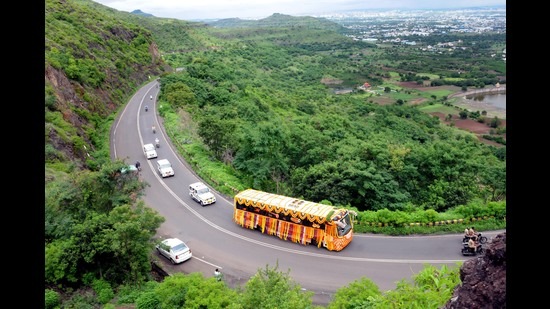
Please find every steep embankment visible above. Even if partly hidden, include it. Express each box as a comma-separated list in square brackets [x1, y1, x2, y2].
[442, 232, 506, 308]
[45, 0, 169, 169]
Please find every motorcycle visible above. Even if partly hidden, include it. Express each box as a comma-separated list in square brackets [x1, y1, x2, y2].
[462, 233, 488, 244]
[155, 138, 160, 148]
[461, 242, 484, 256]
[152, 125, 156, 134]
[144, 106, 149, 112]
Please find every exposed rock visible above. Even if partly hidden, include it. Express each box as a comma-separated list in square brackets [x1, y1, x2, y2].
[441, 232, 506, 309]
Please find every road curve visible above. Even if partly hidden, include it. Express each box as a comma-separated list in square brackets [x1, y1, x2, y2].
[111, 80, 504, 304]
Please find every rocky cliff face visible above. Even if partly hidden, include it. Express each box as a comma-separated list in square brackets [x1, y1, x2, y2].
[441, 232, 506, 309]
[45, 0, 170, 167]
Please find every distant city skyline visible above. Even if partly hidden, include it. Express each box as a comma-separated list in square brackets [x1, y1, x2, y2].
[91, 0, 506, 21]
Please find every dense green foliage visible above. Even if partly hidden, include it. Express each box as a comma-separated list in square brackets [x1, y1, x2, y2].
[45, 160, 165, 287]
[45, 0, 505, 307]
[236, 263, 315, 309]
[156, 23, 506, 212]
[52, 259, 463, 308]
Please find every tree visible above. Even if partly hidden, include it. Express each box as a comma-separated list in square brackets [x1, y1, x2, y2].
[327, 278, 381, 309]
[233, 122, 290, 192]
[235, 262, 314, 309]
[45, 162, 164, 285]
[478, 161, 506, 201]
[489, 116, 501, 128]
[376, 265, 461, 308]
[198, 115, 237, 162]
[410, 140, 482, 210]
[152, 273, 237, 308]
[164, 82, 196, 109]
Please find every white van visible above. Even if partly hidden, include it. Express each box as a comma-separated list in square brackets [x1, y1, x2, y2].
[189, 182, 216, 206]
[156, 159, 174, 178]
[143, 143, 158, 159]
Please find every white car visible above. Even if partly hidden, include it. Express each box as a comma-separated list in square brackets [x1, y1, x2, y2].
[155, 238, 192, 264]
[156, 159, 174, 177]
[189, 182, 216, 206]
[143, 143, 158, 159]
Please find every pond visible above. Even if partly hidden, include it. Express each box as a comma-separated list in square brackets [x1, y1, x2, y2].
[465, 92, 506, 110]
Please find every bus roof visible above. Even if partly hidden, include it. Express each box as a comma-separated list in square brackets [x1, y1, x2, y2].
[234, 189, 348, 224]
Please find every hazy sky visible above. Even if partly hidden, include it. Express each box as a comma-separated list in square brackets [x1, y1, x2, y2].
[91, 0, 506, 20]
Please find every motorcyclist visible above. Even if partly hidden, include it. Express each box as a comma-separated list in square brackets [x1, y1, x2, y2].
[135, 160, 141, 171]
[144, 105, 149, 112]
[150, 95, 153, 100]
[155, 137, 160, 147]
[152, 125, 156, 133]
[467, 238, 477, 253]
[468, 227, 478, 241]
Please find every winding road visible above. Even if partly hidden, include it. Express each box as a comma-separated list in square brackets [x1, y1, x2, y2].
[111, 79, 504, 305]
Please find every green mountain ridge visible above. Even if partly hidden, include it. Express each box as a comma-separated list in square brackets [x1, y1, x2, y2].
[130, 9, 154, 17]
[206, 12, 345, 32]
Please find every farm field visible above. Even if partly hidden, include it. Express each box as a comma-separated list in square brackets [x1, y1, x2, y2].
[399, 83, 506, 146]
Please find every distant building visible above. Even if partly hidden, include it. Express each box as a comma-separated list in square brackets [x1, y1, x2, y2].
[357, 82, 371, 91]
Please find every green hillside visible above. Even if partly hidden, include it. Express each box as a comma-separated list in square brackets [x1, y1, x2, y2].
[45, 1, 505, 307]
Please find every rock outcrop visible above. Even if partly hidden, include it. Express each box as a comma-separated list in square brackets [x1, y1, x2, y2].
[441, 232, 506, 309]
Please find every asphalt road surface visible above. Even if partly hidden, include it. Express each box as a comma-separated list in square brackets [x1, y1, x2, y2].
[111, 79, 504, 305]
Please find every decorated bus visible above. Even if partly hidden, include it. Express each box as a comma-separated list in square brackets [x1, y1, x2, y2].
[233, 189, 356, 251]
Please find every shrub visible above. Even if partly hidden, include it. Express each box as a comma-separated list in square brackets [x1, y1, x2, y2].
[424, 209, 438, 222]
[136, 291, 161, 309]
[45, 289, 60, 309]
[92, 279, 115, 304]
[328, 277, 381, 309]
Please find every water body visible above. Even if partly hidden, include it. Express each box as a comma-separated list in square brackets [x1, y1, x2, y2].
[465, 92, 506, 109]
[450, 86, 506, 119]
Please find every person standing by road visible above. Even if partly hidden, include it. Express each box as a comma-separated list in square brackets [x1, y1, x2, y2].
[214, 268, 222, 281]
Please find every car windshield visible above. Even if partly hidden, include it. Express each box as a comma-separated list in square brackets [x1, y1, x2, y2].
[160, 162, 171, 169]
[171, 243, 188, 252]
[197, 188, 210, 194]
